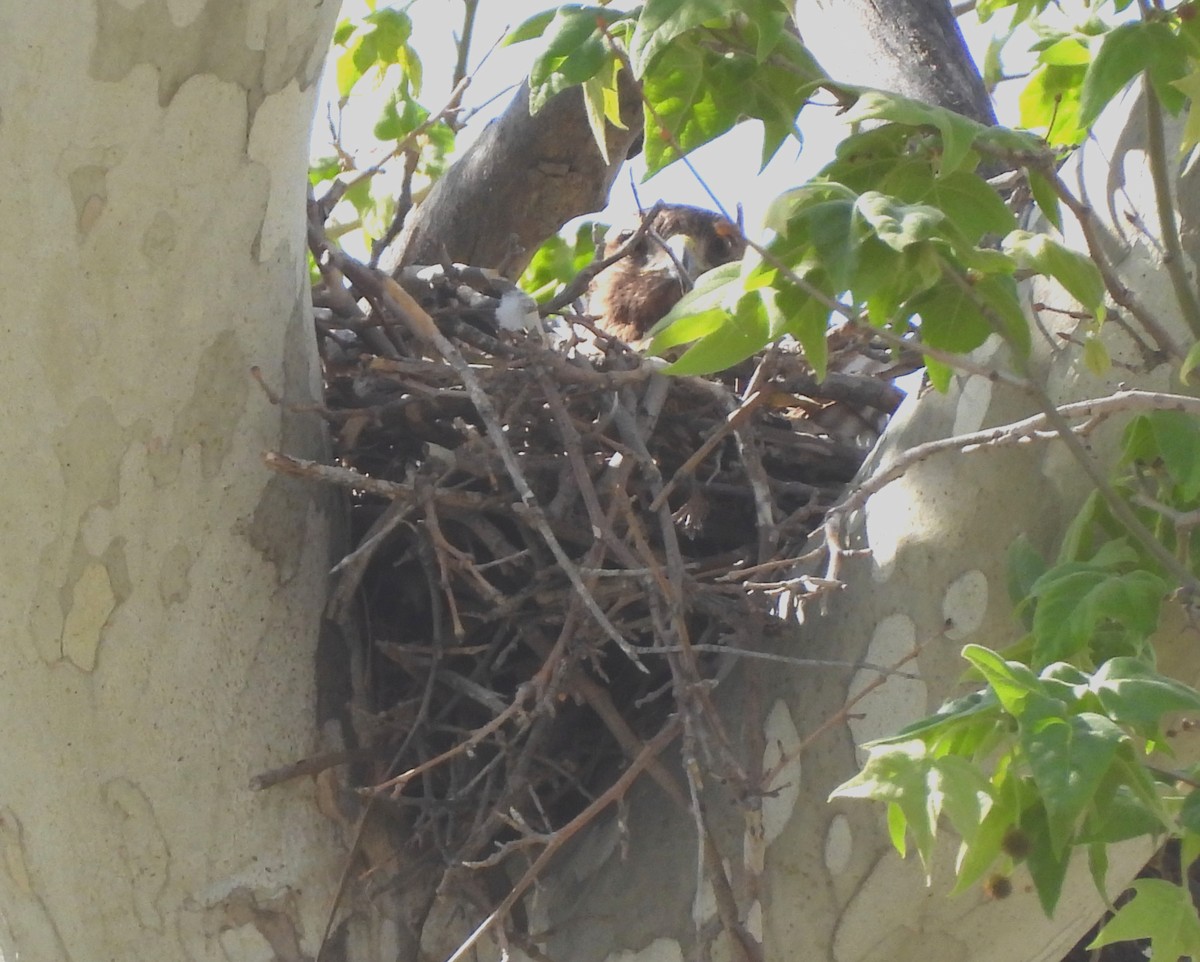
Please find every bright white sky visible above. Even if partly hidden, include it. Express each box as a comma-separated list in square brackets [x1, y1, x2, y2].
[312, 0, 1025, 240]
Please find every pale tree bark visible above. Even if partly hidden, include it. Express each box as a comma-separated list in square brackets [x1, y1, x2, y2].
[0, 3, 357, 960]
[520, 90, 1200, 962]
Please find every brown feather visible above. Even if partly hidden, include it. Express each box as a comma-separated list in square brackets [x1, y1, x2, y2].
[588, 205, 746, 341]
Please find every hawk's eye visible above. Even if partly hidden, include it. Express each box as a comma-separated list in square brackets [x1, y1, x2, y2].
[709, 236, 735, 262]
[710, 221, 742, 262]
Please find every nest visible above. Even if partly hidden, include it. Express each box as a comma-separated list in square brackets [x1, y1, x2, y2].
[266, 246, 907, 914]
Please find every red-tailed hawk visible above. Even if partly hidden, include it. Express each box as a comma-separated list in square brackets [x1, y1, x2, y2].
[588, 205, 746, 342]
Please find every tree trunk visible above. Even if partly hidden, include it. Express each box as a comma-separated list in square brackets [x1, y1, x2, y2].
[0, 3, 352, 958]
[797, 0, 997, 125]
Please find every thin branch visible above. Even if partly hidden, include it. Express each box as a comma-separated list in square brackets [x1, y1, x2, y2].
[1141, 79, 1200, 339]
[826, 389, 1200, 596]
[1033, 159, 1184, 360]
[441, 719, 683, 962]
[322, 77, 470, 203]
[537, 202, 668, 316]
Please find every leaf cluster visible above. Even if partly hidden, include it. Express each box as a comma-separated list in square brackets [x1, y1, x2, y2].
[650, 93, 1104, 381]
[834, 414, 1200, 959]
[311, 5, 457, 249]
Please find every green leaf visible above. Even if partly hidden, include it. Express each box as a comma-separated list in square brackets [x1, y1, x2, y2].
[504, 8, 559, 45]
[582, 58, 629, 164]
[832, 739, 984, 876]
[1056, 490, 1105, 563]
[1087, 841, 1109, 899]
[931, 754, 995, 845]
[642, 36, 814, 175]
[820, 124, 915, 195]
[649, 308, 731, 350]
[309, 156, 341, 187]
[1180, 337, 1200, 384]
[1007, 533, 1048, 608]
[1092, 658, 1200, 734]
[887, 693, 1007, 770]
[925, 357, 952, 393]
[975, 273, 1033, 358]
[529, 7, 613, 113]
[1149, 410, 1200, 499]
[1080, 23, 1188, 129]
[374, 93, 428, 142]
[1121, 414, 1159, 465]
[519, 223, 602, 303]
[1001, 230, 1105, 319]
[842, 89, 988, 176]
[1022, 800, 1073, 914]
[854, 192, 947, 252]
[648, 261, 743, 348]
[1026, 170, 1063, 232]
[662, 293, 770, 375]
[1091, 879, 1200, 960]
[1081, 766, 1169, 842]
[953, 786, 1022, 893]
[1022, 712, 1125, 856]
[1083, 336, 1111, 377]
[363, 8, 414, 69]
[770, 276, 832, 378]
[905, 281, 992, 356]
[855, 242, 940, 327]
[630, 0, 733, 74]
[764, 183, 858, 233]
[881, 165, 1016, 244]
[1173, 69, 1200, 153]
[1182, 831, 1200, 876]
[886, 801, 908, 855]
[337, 39, 367, 99]
[961, 645, 1049, 717]
[1029, 565, 1166, 664]
[764, 188, 860, 294]
[1020, 63, 1087, 146]
[1039, 36, 1091, 66]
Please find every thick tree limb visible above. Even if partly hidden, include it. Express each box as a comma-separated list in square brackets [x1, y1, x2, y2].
[797, 0, 997, 125]
[385, 77, 643, 278]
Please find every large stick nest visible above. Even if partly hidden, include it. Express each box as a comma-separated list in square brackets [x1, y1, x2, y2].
[276, 233, 907, 909]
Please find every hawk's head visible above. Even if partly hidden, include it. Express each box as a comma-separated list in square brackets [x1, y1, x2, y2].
[588, 205, 746, 342]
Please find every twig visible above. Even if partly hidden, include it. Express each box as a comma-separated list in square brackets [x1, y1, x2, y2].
[442, 719, 683, 962]
[372, 683, 537, 795]
[263, 451, 497, 510]
[649, 390, 767, 511]
[313, 244, 648, 669]
[326, 76, 470, 201]
[643, 644, 920, 677]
